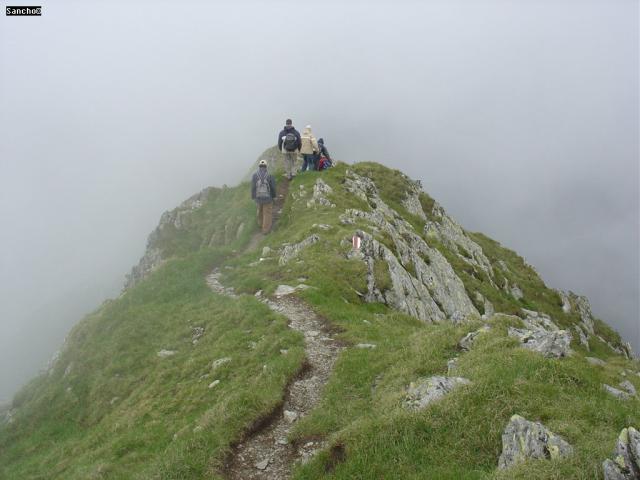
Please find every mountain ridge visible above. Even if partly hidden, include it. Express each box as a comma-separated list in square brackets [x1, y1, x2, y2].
[1, 149, 638, 479]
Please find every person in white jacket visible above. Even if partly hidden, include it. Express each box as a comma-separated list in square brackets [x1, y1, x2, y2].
[300, 125, 319, 171]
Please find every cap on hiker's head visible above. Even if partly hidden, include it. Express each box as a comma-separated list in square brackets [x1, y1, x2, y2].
[286, 119, 292, 125]
[259, 159, 267, 167]
[318, 138, 324, 144]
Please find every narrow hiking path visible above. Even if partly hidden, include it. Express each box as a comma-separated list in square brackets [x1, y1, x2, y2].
[205, 176, 344, 479]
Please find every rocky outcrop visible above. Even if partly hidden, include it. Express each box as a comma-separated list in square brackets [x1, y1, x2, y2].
[125, 187, 214, 289]
[306, 178, 335, 208]
[603, 427, 640, 480]
[341, 171, 478, 324]
[508, 310, 572, 358]
[459, 326, 491, 351]
[404, 376, 471, 411]
[401, 183, 427, 221]
[498, 415, 573, 468]
[279, 235, 320, 266]
[586, 356, 606, 367]
[603, 381, 636, 400]
[424, 202, 495, 279]
[575, 324, 590, 350]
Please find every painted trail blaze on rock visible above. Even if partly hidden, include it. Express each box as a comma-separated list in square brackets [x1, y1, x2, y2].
[603, 427, 640, 480]
[498, 415, 573, 469]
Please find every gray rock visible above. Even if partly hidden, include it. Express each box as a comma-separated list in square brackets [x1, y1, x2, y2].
[211, 357, 231, 369]
[157, 349, 177, 358]
[191, 326, 205, 344]
[424, 202, 495, 279]
[405, 376, 471, 411]
[447, 357, 459, 374]
[341, 171, 479, 324]
[586, 357, 607, 367]
[620, 380, 637, 396]
[274, 284, 309, 297]
[575, 324, 590, 350]
[569, 291, 596, 335]
[283, 410, 298, 423]
[510, 285, 524, 300]
[255, 458, 270, 470]
[306, 178, 335, 208]
[602, 427, 640, 480]
[498, 414, 573, 469]
[279, 234, 320, 265]
[558, 290, 572, 313]
[401, 186, 427, 221]
[508, 327, 572, 358]
[459, 326, 491, 351]
[124, 187, 214, 289]
[604, 384, 632, 400]
[355, 343, 377, 349]
[63, 363, 73, 378]
[208, 380, 220, 389]
[261, 246, 272, 257]
[312, 223, 332, 230]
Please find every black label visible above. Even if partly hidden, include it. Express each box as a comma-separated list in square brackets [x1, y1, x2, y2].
[6, 6, 42, 16]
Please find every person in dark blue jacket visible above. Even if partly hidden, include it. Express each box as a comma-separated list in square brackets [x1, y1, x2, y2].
[317, 138, 333, 170]
[277, 119, 301, 180]
[251, 159, 277, 233]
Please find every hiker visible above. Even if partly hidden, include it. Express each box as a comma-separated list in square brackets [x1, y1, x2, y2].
[317, 138, 333, 170]
[278, 119, 301, 180]
[251, 159, 277, 234]
[300, 125, 319, 172]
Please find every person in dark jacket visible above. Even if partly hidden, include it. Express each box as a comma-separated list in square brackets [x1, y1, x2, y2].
[317, 138, 333, 170]
[251, 159, 277, 234]
[277, 119, 301, 180]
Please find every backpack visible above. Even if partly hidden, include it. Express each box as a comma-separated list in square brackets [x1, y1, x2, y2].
[283, 132, 298, 152]
[255, 173, 271, 200]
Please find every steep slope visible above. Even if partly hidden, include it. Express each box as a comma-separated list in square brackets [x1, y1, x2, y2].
[1, 153, 638, 480]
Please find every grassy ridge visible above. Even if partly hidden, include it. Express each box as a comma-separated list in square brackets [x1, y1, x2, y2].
[1, 160, 638, 479]
[0, 183, 306, 479]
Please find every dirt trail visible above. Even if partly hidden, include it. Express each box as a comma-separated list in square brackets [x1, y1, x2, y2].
[205, 176, 343, 479]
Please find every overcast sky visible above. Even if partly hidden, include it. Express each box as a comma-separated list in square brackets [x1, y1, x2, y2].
[1, 0, 638, 402]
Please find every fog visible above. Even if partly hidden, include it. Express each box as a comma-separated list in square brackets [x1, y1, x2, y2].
[1, 0, 638, 403]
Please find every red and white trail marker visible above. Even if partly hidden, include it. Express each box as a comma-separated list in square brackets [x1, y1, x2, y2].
[352, 235, 362, 250]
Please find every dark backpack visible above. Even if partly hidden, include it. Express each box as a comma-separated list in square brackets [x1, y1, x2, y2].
[255, 174, 271, 200]
[283, 132, 298, 152]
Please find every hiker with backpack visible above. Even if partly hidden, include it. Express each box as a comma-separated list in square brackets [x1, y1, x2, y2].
[317, 138, 333, 170]
[300, 125, 319, 172]
[278, 119, 301, 180]
[251, 159, 277, 234]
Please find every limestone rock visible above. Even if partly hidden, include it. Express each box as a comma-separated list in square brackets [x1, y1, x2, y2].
[498, 414, 573, 469]
[355, 343, 377, 349]
[602, 427, 640, 480]
[211, 357, 231, 370]
[620, 380, 637, 396]
[208, 380, 220, 389]
[255, 458, 270, 470]
[401, 185, 427, 221]
[586, 357, 606, 367]
[508, 310, 572, 358]
[306, 178, 335, 208]
[279, 234, 320, 265]
[509, 327, 572, 358]
[575, 325, 590, 350]
[510, 284, 524, 300]
[404, 376, 471, 411]
[425, 203, 495, 279]
[274, 284, 309, 297]
[459, 326, 491, 351]
[157, 349, 177, 358]
[283, 410, 298, 423]
[604, 384, 632, 400]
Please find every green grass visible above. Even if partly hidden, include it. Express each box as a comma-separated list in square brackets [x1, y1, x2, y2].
[2, 160, 638, 479]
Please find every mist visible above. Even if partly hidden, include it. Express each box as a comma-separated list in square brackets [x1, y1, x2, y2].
[1, 0, 637, 403]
